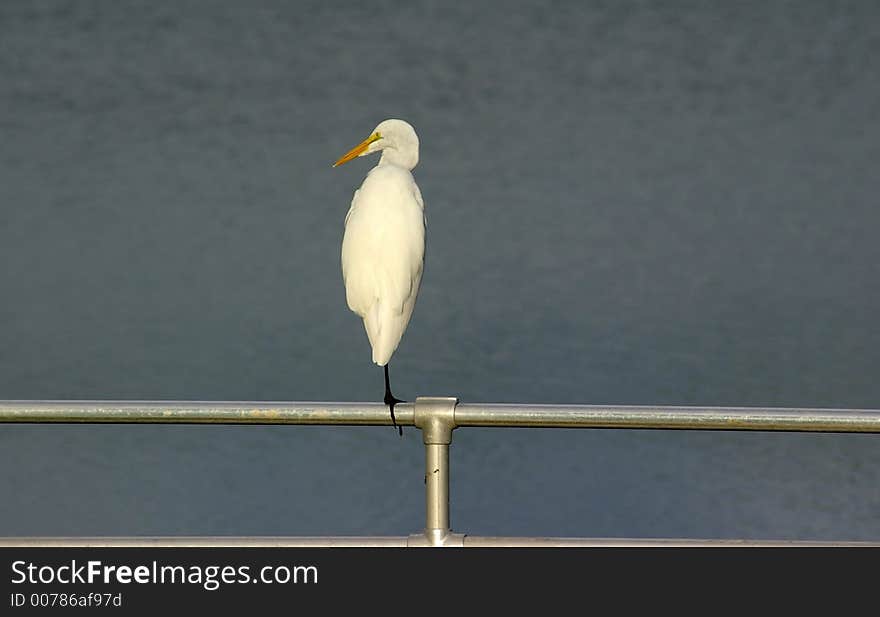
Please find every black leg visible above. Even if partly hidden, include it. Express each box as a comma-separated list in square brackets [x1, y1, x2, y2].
[383, 363, 404, 436]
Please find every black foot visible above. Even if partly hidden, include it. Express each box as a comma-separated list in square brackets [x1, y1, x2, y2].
[384, 391, 404, 437]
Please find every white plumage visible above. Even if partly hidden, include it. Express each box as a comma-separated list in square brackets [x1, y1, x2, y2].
[334, 119, 426, 367]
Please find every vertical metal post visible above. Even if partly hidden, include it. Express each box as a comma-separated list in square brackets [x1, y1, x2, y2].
[410, 397, 464, 547]
[425, 442, 449, 532]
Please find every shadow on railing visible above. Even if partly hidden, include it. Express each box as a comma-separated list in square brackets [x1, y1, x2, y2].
[2, 397, 880, 547]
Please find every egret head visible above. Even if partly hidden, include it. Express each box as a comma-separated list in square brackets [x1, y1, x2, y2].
[333, 118, 419, 171]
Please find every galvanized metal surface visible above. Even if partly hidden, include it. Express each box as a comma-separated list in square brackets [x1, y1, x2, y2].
[0, 536, 877, 547]
[453, 403, 880, 432]
[0, 536, 410, 547]
[3, 400, 880, 432]
[460, 537, 880, 547]
[423, 444, 450, 533]
[0, 401, 416, 426]
[413, 398, 458, 545]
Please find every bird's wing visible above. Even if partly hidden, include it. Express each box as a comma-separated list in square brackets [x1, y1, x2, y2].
[413, 181, 425, 210]
[343, 188, 359, 228]
[370, 189, 424, 315]
[341, 168, 426, 366]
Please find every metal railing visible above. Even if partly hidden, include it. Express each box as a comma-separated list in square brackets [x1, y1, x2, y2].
[2, 397, 880, 547]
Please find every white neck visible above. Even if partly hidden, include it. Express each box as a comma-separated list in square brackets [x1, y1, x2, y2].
[378, 146, 418, 170]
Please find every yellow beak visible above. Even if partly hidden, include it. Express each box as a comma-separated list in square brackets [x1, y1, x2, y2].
[333, 132, 382, 167]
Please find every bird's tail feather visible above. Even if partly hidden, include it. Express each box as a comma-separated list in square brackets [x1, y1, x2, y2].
[363, 302, 404, 366]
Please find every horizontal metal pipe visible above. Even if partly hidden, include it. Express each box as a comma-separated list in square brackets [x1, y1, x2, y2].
[1, 536, 877, 547]
[0, 401, 414, 427]
[461, 537, 880, 547]
[0, 536, 410, 547]
[2, 401, 880, 433]
[454, 403, 880, 433]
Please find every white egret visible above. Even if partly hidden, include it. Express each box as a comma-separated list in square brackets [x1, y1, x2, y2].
[333, 119, 426, 435]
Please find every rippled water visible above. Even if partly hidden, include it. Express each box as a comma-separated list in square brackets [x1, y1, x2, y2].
[1, 1, 879, 539]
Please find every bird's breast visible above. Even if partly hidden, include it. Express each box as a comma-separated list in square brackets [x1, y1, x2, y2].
[344, 166, 425, 240]
[341, 165, 426, 317]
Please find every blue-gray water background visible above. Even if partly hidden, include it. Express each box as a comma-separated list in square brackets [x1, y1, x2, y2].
[1, 1, 879, 539]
